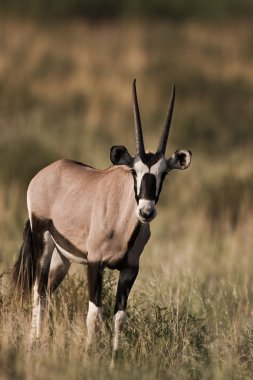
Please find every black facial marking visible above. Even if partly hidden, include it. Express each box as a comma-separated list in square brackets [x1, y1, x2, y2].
[139, 173, 156, 200]
[141, 152, 163, 168]
[130, 152, 166, 204]
[156, 172, 166, 202]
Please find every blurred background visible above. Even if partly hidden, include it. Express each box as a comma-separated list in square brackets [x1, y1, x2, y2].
[1, 2, 253, 379]
[0, 0, 253, 256]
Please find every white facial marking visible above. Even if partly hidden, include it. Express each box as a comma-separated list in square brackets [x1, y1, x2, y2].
[133, 155, 149, 196]
[150, 158, 167, 195]
[134, 156, 167, 197]
[133, 156, 167, 223]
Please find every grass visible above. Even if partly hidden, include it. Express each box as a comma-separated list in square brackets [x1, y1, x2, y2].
[0, 16, 253, 379]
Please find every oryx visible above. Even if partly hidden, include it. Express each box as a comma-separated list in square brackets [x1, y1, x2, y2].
[12, 80, 192, 367]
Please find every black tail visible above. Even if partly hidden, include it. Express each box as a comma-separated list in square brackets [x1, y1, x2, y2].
[12, 220, 36, 301]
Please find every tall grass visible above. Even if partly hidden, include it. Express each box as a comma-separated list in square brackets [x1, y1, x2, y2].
[0, 17, 253, 379]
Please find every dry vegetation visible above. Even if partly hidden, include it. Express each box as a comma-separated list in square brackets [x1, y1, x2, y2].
[1, 17, 253, 379]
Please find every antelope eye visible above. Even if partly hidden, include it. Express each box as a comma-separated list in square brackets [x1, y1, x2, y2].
[131, 169, 137, 176]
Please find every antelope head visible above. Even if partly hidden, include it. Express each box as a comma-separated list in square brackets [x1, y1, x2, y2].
[110, 80, 192, 223]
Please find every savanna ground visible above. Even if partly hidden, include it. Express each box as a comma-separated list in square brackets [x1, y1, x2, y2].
[1, 15, 253, 380]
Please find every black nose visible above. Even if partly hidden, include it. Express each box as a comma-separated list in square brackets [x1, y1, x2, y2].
[140, 209, 155, 219]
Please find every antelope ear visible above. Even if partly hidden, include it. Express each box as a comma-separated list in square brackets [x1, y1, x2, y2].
[166, 149, 192, 173]
[110, 145, 133, 166]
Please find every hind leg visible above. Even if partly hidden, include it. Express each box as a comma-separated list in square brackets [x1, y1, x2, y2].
[48, 248, 71, 295]
[30, 231, 54, 343]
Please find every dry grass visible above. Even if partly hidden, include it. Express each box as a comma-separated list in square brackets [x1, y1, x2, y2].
[1, 17, 253, 379]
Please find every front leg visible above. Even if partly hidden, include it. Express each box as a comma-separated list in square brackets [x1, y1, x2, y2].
[85, 263, 103, 357]
[110, 265, 139, 369]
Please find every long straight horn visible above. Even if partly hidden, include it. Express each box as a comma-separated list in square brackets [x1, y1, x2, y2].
[133, 79, 145, 156]
[157, 85, 176, 154]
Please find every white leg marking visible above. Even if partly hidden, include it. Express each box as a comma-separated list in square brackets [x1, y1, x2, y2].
[30, 282, 46, 342]
[30, 282, 38, 342]
[30, 231, 54, 344]
[85, 301, 102, 355]
[110, 310, 127, 369]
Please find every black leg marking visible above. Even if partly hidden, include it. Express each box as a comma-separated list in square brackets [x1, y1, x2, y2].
[85, 263, 104, 356]
[114, 266, 139, 314]
[110, 266, 139, 369]
[37, 264, 50, 298]
[87, 263, 103, 307]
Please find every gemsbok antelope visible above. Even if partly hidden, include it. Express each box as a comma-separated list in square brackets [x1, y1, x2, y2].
[12, 80, 192, 367]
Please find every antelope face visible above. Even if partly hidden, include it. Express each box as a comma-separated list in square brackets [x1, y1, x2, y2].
[133, 153, 166, 222]
[111, 147, 191, 223]
[110, 80, 192, 224]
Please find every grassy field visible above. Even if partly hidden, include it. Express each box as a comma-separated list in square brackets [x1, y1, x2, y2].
[1, 17, 253, 379]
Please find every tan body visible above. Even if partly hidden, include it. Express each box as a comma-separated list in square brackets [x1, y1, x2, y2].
[28, 159, 150, 268]
[24, 158, 152, 367]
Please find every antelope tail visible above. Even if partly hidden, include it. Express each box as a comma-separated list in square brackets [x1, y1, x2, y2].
[12, 220, 36, 301]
